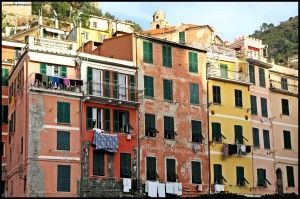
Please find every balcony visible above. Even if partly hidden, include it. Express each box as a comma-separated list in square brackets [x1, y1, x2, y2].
[207, 45, 236, 58]
[84, 81, 141, 106]
[28, 72, 83, 97]
[207, 66, 250, 85]
[270, 79, 298, 96]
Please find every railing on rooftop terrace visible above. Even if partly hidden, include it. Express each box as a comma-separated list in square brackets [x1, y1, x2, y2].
[207, 66, 250, 83]
[270, 79, 298, 95]
[208, 45, 236, 57]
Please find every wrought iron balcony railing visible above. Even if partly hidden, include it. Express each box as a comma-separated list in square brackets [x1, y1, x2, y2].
[207, 66, 250, 84]
[270, 79, 298, 95]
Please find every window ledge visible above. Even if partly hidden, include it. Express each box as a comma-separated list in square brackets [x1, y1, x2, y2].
[163, 99, 173, 103]
[213, 103, 221, 106]
[235, 106, 243, 109]
[57, 122, 71, 126]
[144, 96, 155, 100]
[164, 138, 176, 141]
[190, 103, 200, 107]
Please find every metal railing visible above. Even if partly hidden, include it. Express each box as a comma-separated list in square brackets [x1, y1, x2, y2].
[84, 81, 139, 102]
[270, 79, 298, 95]
[207, 66, 250, 83]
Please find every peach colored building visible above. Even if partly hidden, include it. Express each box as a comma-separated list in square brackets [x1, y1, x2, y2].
[6, 36, 82, 197]
[269, 64, 298, 194]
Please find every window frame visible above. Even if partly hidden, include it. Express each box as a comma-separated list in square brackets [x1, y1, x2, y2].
[283, 130, 292, 149]
[57, 131, 70, 151]
[212, 85, 221, 104]
[191, 161, 202, 184]
[163, 79, 173, 101]
[190, 83, 199, 105]
[143, 41, 153, 64]
[234, 89, 243, 107]
[57, 165, 71, 192]
[263, 130, 270, 149]
[166, 158, 176, 182]
[281, 99, 289, 115]
[144, 75, 154, 98]
[191, 120, 202, 143]
[120, 153, 131, 178]
[188, 51, 198, 73]
[250, 95, 257, 115]
[259, 67, 266, 87]
[164, 116, 175, 140]
[162, 45, 172, 67]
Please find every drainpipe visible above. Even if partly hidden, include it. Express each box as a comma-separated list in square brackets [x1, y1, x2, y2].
[206, 64, 211, 194]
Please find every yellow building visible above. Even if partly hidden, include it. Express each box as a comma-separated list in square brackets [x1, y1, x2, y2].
[206, 44, 253, 195]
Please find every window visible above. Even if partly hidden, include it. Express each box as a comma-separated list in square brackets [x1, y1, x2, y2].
[190, 83, 199, 104]
[164, 116, 175, 139]
[93, 21, 97, 28]
[191, 161, 202, 184]
[220, 64, 228, 78]
[249, 65, 255, 84]
[162, 45, 172, 67]
[281, 99, 289, 115]
[263, 130, 270, 149]
[212, 122, 222, 142]
[57, 102, 70, 124]
[281, 77, 288, 90]
[2, 68, 9, 86]
[166, 158, 176, 182]
[257, 168, 266, 187]
[54, 66, 60, 77]
[120, 153, 131, 178]
[104, 71, 110, 97]
[259, 68, 265, 87]
[261, 98, 268, 117]
[163, 79, 173, 101]
[213, 164, 223, 184]
[286, 166, 295, 187]
[213, 86, 221, 104]
[146, 157, 157, 180]
[179, 31, 185, 43]
[252, 128, 260, 148]
[191, 120, 202, 143]
[145, 114, 157, 137]
[234, 125, 243, 144]
[144, 75, 154, 97]
[2, 105, 8, 123]
[236, 166, 245, 186]
[250, 95, 257, 115]
[40, 63, 67, 78]
[57, 131, 70, 151]
[113, 110, 130, 133]
[283, 130, 291, 149]
[83, 32, 89, 40]
[143, 41, 153, 63]
[86, 107, 110, 131]
[189, 51, 198, 73]
[234, 89, 243, 107]
[93, 150, 104, 176]
[57, 165, 71, 192]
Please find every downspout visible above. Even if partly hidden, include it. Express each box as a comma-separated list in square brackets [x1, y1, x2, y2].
[206, 63, 211, 194]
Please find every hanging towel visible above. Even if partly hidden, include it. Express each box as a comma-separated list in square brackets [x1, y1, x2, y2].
[166, 182, 174, 194]
[92, 129, 119, 152]
[64, 78, 70, 86]
[240, 145, 246, 154]
[157, 183, 166, 198]
[53, 76, 60, 86]
[123, 178, 131, 192]
[148, 181, 158, 197]
[223, 144, 229, 156]
[174, 183, 182, 196]
[145, 181, 148, 192]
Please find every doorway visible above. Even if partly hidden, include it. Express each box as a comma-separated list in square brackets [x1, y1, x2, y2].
[276, 168, 283, 194]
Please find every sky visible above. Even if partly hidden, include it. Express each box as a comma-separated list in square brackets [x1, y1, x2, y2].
[99, 2, 298, 41]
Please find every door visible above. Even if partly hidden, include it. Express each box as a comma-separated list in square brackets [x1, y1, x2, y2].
[118, 74, 127, 100]
[92, 69, 101, 96]
[276, 168, 283, 194]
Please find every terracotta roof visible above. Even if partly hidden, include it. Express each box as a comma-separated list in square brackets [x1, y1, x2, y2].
[140, 26, 176, 35]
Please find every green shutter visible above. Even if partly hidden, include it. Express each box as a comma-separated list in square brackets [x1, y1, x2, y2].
[263, 130, 270, 149]
[113, 72, 119, 98]
[113, 110, 119, 132]
[234, 125, 243, 144]
[145, 114, 156, 137]
[213, 86, 221, 104]
[57, 102, 63, 123]
[214, 164, 222, 184]
[192, 161, 201, 184]
[250, 95, 257, 115]
[2, 68, 9, 86]
[257, 169, 266, 186]
[192, 120, 202, 142]
[166, 159, 176, 182]
[189, 52, 198, 73]
[143, 41, 148, 62]
[190, 83, 199, 104]
[144, 76, 154, 97]
[147, 157, 156, 180]
[120, 153, 131, 178]
[65, 102, 70, 123]
[261, 98, 268, 117]
[86, 107, 93, 129]
[212, 122, 221, 141]
[143, 41, 153, 63]
[286, 166, 295, 187]
[104, 109, 110, 131]
[130, 75, 135, 101]
[283, 130, 291, 149]
[60, 66, 67, 78]
[162, 45, 172, 67]
[163, 79, 172, 100]
[220, 64, 228, 78]
[2, 105, 8, 124]
[57, 131, 70, 150]
[252, 128, 260, 148]
[93, 150, 104, 176]
[249, 65, 255, 84]
[259, 68, 265, 87]
[236, 167, 244, 186]
[57, 165, 71, 192]
[104, 71, 110, 97]
[149, 42, 153, 63]
[40, 63, 47, 75]
[87, 67, 93, 95]
[179, 31, 185, 43]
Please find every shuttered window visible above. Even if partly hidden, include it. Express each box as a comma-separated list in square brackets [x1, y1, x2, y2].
[113, 72, 119, 98]
[286, 166, 295, 187]
[179, 31, 185, 43]
[57, 102, 70, 124]
[192, 120, 202, 143]
[212, 122, 221, 142]
[220, 64, 228, 78]
[261, 98, 268, 117]
[145, 113, 156, 137]
[190, 83, 199, 104]
[2, 68, 9, 86]
[146, 157, 156, 180]
[252, 128, 260, 148]
[236, 166, 245, 186]
[250, 95, 257, 115]
[234, 89, 243, 107]
[2, 105, 8, 124]
[130, 75, 135, 101]
[213, 164, 222, 184]
[213, 86, 221, 104]
[144, 75, 154, 97]
[263, 130, 270, 149]
[281, 77, 288, 90]
[162, 45, 172, 67]
[143, 41, 153, 63]
[283, 130, 291, 149]
[163, 79, 173, 100]
[60, 66, 67, 78]
[103, 109, 110, 131]
[120, 153, 131, 178]
[281, 99, 289, 115]
[113, 110, 129, 132]
[104, 71, 110, 97]
[189, 51, 198, 73]
[259, 67, 266, 87]
[87, 67, 93, 95]
[40, 63, 47, 75]
[93, 150, 104, 176]
[166, 159, 176, 182]
[249, 64, 255, 84]
[234, 125, 243, 144]
[57, 131, 70, 151]
[191, 161, 202, 184]
[257, 168, 266, 187]
[57, 165, 71, 192]
[164, 116, 175, 139]
[86, 106, 93, 129]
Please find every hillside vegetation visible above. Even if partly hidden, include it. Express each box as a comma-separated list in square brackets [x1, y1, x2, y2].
[251, 16, 298, 64]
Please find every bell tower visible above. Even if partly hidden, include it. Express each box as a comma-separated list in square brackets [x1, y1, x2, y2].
[151, 9, 169, 29]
